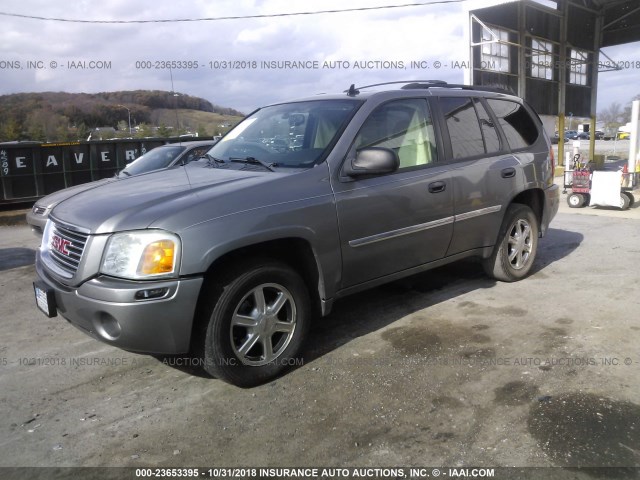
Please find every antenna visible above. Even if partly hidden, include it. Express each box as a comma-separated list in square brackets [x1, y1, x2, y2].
[169, 67, 180, 133]
[346, 84, 360, 97]
[169, 67, 179, 96]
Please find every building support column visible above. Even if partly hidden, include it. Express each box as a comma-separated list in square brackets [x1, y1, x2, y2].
[557, 0, 569, 167]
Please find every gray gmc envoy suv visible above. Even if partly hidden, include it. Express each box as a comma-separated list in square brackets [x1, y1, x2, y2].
[34, 81, 560, 387]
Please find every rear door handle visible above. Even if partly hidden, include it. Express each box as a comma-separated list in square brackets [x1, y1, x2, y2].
[428, 181, 446, 193]
[501, 167, 516, 178]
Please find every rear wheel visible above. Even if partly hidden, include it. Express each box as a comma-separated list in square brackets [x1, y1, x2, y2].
[483, 204, 539, 282]
[200, 261, 310, 387]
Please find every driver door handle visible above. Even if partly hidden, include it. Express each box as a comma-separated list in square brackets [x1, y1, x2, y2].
[428, 181, 446, 193]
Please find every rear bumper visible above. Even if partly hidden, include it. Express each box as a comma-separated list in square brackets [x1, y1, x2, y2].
[541, 183, 560, 235]
[35, 252, 203, 354]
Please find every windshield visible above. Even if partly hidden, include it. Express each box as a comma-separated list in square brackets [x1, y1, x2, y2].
[205, 100, 361, 168]
[120, 145, 185, 176]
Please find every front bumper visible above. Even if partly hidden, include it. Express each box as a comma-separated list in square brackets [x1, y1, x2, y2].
[35, 252, 204, 354]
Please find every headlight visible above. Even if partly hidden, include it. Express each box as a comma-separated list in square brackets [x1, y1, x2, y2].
[100, 231, 181, 280]
[41, 219, 54, 251]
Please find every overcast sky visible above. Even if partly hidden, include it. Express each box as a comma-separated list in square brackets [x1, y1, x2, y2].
[1, 0, 638, 115]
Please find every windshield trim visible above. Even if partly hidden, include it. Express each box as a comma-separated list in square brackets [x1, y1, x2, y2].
[310, 99, 365, 167]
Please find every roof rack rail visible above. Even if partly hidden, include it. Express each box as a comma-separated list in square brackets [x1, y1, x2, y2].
[344, 80, 448, 96]
[402, 82, 514, 94]
[343, 80, 515, 96]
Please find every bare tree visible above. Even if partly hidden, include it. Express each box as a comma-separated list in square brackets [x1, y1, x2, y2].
[598, 101, 624, 127]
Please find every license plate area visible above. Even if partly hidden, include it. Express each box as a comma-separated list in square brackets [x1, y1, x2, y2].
[33, 281, 57, 318]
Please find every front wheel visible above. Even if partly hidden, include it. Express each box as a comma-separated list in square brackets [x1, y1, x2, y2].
[200, 261, 311, 387]
[483, 204, 539, 282]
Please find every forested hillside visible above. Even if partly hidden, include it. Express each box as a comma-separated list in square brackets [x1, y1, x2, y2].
[0, 90, 244, 142]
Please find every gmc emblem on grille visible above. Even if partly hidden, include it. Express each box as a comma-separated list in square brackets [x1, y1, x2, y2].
[51, 235, 72, 256]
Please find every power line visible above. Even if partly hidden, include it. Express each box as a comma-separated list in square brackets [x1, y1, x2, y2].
[0, 1, 467, 24]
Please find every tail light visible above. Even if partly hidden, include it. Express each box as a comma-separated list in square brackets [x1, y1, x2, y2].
[549, 145, 555, 183]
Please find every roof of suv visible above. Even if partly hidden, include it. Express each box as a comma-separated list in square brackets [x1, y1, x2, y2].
[279, 80, 523, 106]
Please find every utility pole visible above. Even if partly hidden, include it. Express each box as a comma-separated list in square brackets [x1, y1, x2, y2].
[117, 105, 132, 135]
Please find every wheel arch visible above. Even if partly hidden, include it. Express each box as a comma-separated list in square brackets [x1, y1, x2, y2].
[189, 237, 324, 353]
[510, 188, 544, 235]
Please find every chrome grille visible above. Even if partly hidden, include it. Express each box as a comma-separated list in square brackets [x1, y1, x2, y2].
[49, 223, 89, 274]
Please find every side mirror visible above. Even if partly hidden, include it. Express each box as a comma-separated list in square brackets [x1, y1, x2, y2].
[343, 147, 399, 177]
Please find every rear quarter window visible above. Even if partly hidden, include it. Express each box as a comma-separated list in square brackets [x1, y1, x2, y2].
[486, 99, 539, 150]
[440, 97, 485, 159]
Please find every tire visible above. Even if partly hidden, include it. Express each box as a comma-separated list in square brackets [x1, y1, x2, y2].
[567, 193, 585, 208]
[619, 193, 630, 210]
[483, 204, 539, 282]
[623, 191, 635, 207]
[200, 261, 311, 387]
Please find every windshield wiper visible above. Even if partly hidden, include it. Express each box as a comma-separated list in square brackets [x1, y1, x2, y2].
[201, 153, 226, 168]
[229, 156, 276, 172]
[119, 170, 131, 177]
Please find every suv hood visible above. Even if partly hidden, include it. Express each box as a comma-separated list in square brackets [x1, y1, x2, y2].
[36, 178, 115, 210]
[51, 165, 274, 234]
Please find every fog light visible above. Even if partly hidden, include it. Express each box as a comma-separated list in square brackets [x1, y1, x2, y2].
[96, 312, 122, 340]
[135, 287, 169, 300]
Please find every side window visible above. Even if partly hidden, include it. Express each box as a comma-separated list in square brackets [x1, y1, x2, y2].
[475, 100, 501, 153]
[440, 97, 485, 159]
[486, 99, 539, 150]
[354, 99, 437, 169]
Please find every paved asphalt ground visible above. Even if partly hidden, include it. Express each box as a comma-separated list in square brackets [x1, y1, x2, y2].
[0, 187, 639, 479]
